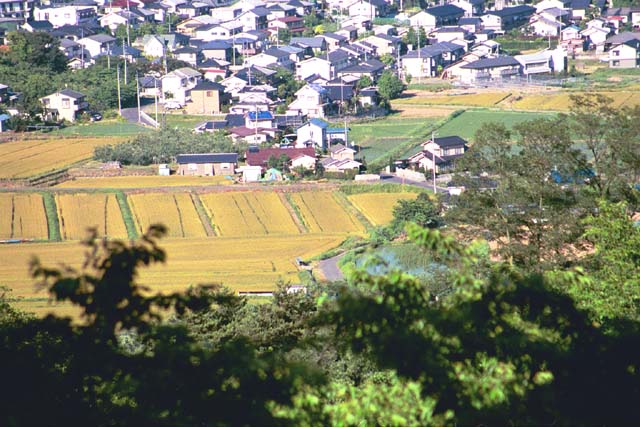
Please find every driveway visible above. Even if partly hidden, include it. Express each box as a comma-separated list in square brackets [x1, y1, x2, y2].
[120, 107, 157, 127]
[317, 254, 345, 282]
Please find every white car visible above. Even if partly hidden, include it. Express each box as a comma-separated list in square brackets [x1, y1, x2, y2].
[164, 101, 183, 110]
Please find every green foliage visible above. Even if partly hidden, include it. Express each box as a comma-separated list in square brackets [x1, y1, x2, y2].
[321, 224, 640, 426]
[94, 128, 240, 165]
[0, 227, 303, 426]
[356, 75, 372, 89]
[391, 193, 441, 230]
[41, 192, 61, 241]
[115, 191, 139, 239]
[571, 199, 640, 323]
[377, 70, 405, 101]
[1, 31, 68, 72]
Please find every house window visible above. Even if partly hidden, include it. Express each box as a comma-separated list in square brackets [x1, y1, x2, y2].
[62, 99, 70, 108]
[206, 91, 213, 97]
[614, 50, 620, 56]
[612, 60, 620, 66]
[188, 163, 197, 170]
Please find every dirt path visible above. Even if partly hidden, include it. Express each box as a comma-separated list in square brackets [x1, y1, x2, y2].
[278, 192, 306, 233]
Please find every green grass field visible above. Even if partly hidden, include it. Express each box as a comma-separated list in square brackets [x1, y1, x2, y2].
[55, 120, 150, 136]
[347, 116, 444, 163]
[163, 114, 224, 129]
[435, 110, 555, 142]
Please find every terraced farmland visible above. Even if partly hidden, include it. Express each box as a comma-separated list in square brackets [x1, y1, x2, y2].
[290, 192, 365, 233]
[56, 193, 128, 240]
[0, 137, 124, 179]
[200, 192, 299, 236]
[129, 193, 207, 238]
[0, 234, 346, 306]
[512, 91, 640, 111]
[348, 193, 418, 226]
[0, 193, 48, 240]
[394, 92, 510, 107]
[57, 175, 233, 189]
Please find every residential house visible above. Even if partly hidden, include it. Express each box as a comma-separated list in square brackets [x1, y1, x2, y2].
[140, 35, 167, 57]
[609, 39, 640, 68]
[481, 5, 536, 31]
[246, 110, 275, 129]
[40, 89, 89, 122]
[266, 3, 296, 21]
[175, 15, 218, 35]
[22, 20, 54, 33]
[109, 44, 143, 63]
[0, 0, 35, 19]
[409, 5, 465, 31]
[347, 0, 388, 20]
[99, 11, 145, 32]
[236, 7, 269, 31]
[269, 16, 305, 36]
[329, 143, 356, 160]
[33, 5, 97, 28]
[568, 0, 591, 20]
[287, 83, 329, 118]
[199, 58, 230, 81]
[429, 26, 471, 44]
[318, 32, 348, 51]
[580, 25, 610, 51]
[290, 36, 327, 54]
[402, 42, 465, 78]
[529, 15, 564, 37]
[458, 16, 483, 32]
[515, 47, 567, 75]
[176, 2, 210, 19]
[195, 24, 236, 41]
[78, 34, 116, 58]
[321, 156, 361, 173]
[296, 118, 328, 148]
[244, 46, 294, 69]
[172, 46, 201, 67]
[561, 24, 581, 41]
[407, 135, 468, 174]
[361, 34, 400, 56]
[184, 80, 226, 114]
[336, 25, 359, 41]
[161, 67, 202, 105]
[245, 147, 316, 170]
[176, 153, 238, 176]
[358, 86, 378, 107]
[457, 56, 521, 83]
[450, 0, 485, 17]
[200, 40, 233, 61]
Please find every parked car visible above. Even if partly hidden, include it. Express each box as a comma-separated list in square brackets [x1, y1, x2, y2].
[89, 112, 102, 122]
[164, 101, 183, 110]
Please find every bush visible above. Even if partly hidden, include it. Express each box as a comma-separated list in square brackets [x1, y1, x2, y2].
[95, 128, 241, 165]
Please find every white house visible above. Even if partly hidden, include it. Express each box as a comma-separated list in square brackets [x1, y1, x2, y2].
[33, 5, 97, 28]
[296, 118, 328, 149]
[609, 39, 640, 68]
[287, 84, 329, 118]
[39, 89, 89, 123]
[78, 34, 116, 58]
[161, 67, 202, 106]
[296, 57, 333, 81]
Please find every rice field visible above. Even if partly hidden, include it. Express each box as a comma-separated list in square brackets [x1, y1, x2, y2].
[0, 234, 346, 305]
[348, 193, 418, 226]
[200, 192, 299, 236]
[290, 192, 365, 233]
[0, 193, 48, 240]
[56, 175, 234, 189]
[0, 137, 125, 179]
[56, 193, 128, 240]
[512, 91, 640, 111]
[128, 193, 207, 238]
[394, 92, 510, 107]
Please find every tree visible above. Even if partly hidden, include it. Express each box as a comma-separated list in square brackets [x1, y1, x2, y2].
[379, 53, 395, 68]
[318, 224, 640, 426]
[1, 31, 68, 72]
[377, 70, 404, 101]
[0, 227, 304, 426]
[356, 75, 372, 89]
[391, 193, 441, 230]
[450, 118, 587, 269]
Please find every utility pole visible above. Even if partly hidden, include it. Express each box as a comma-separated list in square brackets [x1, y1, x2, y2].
[431, 131, 437, 194]
[116, 65, 122, 116]
[136, 71, 141, 124]
[154, 76, 159, 127]
[417, 25, 421, 84]
[123, 39, 128, 85]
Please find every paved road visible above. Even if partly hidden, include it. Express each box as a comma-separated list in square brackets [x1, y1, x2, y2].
[317, 254, 345, 282]
[379, 173, 450, 193]
[121, 107, 157, 127]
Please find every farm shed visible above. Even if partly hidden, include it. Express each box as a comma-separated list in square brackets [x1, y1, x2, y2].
[176, 153, 238, 176]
